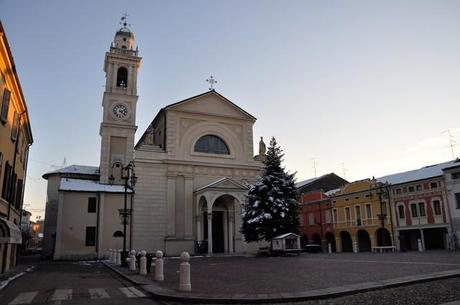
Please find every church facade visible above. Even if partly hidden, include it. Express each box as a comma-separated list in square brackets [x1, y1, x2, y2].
[43, 22, 264, 259]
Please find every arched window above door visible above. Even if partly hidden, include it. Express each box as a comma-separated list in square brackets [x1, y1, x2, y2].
[194, 135, 230, 155]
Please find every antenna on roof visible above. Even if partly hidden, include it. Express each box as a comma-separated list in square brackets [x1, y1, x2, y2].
[312, 158, 318, 178]
[442, 130, 456, 159]
[341, 162, 348, 179]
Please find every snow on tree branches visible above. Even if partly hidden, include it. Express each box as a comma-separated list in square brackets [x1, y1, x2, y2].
[241, 137, 299, 242]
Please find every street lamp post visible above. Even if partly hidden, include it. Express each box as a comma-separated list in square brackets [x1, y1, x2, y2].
[376, 182, 388, 247]
[109, 161, 137, 267]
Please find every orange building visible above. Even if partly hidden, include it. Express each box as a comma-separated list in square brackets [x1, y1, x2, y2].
[0, 21, 33, 273]
[331, 179, 393, 252]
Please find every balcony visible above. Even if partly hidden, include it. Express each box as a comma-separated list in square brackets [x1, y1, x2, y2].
[334, 217, 391, 229]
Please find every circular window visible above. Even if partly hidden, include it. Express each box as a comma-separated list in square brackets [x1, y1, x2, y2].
[123, 38, 127, 41]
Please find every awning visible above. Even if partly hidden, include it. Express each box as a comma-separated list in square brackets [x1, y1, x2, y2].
[0, 218, 22, 244]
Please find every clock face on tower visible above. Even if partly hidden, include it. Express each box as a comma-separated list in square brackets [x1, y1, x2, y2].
[112, 104, 128, 119]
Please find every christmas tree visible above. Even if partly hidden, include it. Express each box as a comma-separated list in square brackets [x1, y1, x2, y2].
[241, 137, 299, 242]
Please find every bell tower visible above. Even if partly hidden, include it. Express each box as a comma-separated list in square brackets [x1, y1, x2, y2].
[99, 17, 142, 184]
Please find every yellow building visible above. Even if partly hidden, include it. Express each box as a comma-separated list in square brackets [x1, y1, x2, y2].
[0, 21, 33, 273]
[331, 179, 393, 252]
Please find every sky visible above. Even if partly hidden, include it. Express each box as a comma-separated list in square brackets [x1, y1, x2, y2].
[1, 0, 460, 220]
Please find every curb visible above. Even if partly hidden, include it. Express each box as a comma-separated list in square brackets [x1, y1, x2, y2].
[0, 265, 35, 291]
[102, 261, 460, 304]
[101, 260, 150, 286]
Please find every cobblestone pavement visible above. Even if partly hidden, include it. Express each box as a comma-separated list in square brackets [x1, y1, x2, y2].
[164, 277, 460, 305]
[149, 251, 460, 295]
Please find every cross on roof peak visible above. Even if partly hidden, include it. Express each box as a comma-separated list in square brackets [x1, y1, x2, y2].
[206, 75, 217, 91]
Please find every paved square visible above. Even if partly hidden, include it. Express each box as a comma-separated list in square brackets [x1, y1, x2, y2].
[149, 251, 460, 295]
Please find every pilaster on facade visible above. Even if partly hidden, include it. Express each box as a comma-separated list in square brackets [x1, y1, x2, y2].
[166, 175, 176, 237]
[184, 176, 194, 238]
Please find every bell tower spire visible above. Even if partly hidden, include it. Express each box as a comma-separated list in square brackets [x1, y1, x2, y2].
[99, 16, 142, 184]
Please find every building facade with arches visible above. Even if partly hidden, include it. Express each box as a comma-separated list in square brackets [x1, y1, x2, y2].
[331, 179, 393, 253]
[378, 160, 456, 251]
[43, 23, 263, 259]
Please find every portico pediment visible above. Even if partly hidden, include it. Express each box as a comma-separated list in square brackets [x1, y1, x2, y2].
[195, 177, 248, 193]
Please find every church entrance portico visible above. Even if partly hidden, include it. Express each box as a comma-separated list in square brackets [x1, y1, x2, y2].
[195, 178, 248, 254]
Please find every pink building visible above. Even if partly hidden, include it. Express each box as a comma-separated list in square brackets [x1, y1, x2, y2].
[378, 160, 457, 251]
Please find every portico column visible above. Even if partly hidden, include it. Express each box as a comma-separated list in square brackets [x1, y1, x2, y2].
[207, 213, 213, 254]
[336, 237, 342, 252]
[224, 213, 228, 252]
[196, 215, 202, 241]
[420, 229, 426, 250]
[228, 214, 234, 253]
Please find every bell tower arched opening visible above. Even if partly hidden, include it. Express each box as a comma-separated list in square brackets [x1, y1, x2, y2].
[116, 67, 128, 88]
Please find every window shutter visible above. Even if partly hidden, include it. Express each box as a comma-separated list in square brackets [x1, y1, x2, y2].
[1, 89, 10, 123]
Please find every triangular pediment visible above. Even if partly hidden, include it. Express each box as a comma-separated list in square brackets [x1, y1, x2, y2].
[195, 177, 248, 193]
[166, 91, 256, 121]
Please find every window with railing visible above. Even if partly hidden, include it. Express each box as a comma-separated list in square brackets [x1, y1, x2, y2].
[345, 207, 351, 224]
[366, 204, 372, 219]
[419, 202, 426, 217]
[411, 203, 418, 217]
[433, 200, 442, 215]
[355, 205, 362, 226]
[398, 205, 405, 219]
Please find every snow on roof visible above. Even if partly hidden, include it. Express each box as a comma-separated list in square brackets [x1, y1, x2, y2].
[43, 165, 99, 178]
[273, 233, 300, 239]
[377, 159, 460, 185]
[59, 178, 132, 193]
[324, 188, 341, 197]
[295, 176, 320, 188]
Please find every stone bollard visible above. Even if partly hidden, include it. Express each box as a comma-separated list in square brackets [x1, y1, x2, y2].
[418, 239, 423, 252]
[328, 243, 332, 254]
[353, 241, 358, 253]
[129, 250, 137, 271]
[155, 250, 164, 281]
[139, 250, 147, 275]
[116, 250, 122, 265]
[179, 252, 191, 292]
